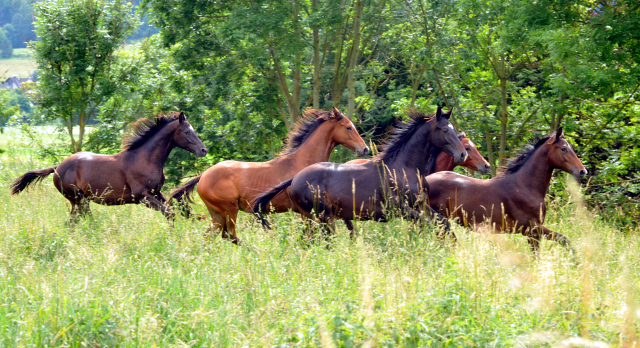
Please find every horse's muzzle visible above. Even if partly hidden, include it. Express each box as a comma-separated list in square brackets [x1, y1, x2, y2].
[480, 163, 491, 175]
[197, 147, 208, 158]
[455, 151, 468, 164]
[357, 146, 370, 157]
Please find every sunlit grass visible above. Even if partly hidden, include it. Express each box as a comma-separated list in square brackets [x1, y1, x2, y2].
[0, 148, 638, 346]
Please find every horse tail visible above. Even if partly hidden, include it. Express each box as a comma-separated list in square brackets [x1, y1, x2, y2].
[167, 175, 202, 217]
[252, 177, 294, 229]
[10, 166, 57, 195]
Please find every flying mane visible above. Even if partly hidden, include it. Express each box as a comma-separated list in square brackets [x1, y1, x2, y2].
[122, 112, 181, 150]
[502, 135, 552, 174]
[279, 109, 334, 155]
[376, 110, 434, 162]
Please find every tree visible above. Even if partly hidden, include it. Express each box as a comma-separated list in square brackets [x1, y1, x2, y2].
[33, 0, 136, 153]
[0, 27, 12, 58]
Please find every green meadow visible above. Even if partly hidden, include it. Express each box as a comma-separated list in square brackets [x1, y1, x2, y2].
[0, 48, 36, 78]
[0, 136, 639, 347]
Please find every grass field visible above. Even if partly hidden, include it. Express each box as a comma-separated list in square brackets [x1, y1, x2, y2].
[0, 48, 36, 79]
[0, 136, 639, 346]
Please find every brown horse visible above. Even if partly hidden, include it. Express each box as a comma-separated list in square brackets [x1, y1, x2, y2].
[253, 107, 467, 239]
[11, 112, 207, 220]
[346, 131, 490, 174]
[168, 107, 369, 244]
[425, 127, 587, 253]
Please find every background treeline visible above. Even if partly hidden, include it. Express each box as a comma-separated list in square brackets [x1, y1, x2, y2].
[1, 0, 639, 227]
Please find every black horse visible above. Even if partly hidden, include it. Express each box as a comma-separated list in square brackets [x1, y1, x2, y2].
[253, 107, 467, 239]
[11, 112, 207, 220]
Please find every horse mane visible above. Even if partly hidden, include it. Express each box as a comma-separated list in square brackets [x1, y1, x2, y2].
[376, 110, 434, 162]
[502, 135, 552, 174]
[122, 111, 180, 150]
[279, 109, 333, 155]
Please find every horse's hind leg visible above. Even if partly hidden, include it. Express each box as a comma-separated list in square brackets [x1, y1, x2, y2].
[205, 206, 240, 245]
[343, 219, 356, 239]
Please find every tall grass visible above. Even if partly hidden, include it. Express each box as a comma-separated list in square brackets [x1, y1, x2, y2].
[0, 149, 638, 346]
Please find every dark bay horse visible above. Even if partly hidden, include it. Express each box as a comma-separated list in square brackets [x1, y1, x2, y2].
[11, 112, 207, 220]
[253, 107, 467, 238]
[425, 127, 587, 253]
[168, 107, 369, 244]
[346, 131, 490, 174]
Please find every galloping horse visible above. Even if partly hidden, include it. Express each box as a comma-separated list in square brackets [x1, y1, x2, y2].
[168, 107, 369, 244]
[425, 127, 587, 253]
[346, 131, 490, 174]
[11, 112, 207, 220]
[253, 107, 467, 238]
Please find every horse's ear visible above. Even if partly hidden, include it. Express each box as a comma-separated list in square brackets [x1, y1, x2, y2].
[443, 107, 453, 119]
[460, 130, 466, 137]
[554, 126, 564, 143]
[179, 111, 187, 123]
[332, 106, 344, 120]
[436, 106, 443, 120]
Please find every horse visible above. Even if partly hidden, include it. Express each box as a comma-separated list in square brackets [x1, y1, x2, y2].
[167, 107, 369, 244]
[425, 127, 587, 253]
[11, 112, 207, 220]
[345, 131, 490, 174]
[253, 107, 467, 240]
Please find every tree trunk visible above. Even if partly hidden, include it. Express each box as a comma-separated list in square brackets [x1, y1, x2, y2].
[482, 101, 495, 176]
[347, 0, 364, 119]
[312, 0, 320, 110]
[498, 55, 508, 167]
[290, 1, 302, 125]
[331, 23, 346, 108]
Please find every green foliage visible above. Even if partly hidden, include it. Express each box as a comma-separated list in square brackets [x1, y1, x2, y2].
[0, 27, 12, 58]
[33, 0, 137, 153]
[0, 0, 35, 48]
[0, 89, 20, 131]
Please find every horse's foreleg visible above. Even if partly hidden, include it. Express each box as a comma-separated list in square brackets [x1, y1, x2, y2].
[421, 205, 455, 241]
[141, 192, 172, 219]
[343, 219, 356, 239]
[538, 225, 574, 255]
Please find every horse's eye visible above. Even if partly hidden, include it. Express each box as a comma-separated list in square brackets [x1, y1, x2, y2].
[465, 147, 470, 151]
[346, 127, 352, 131]
[185, 131, 191, 135]
[561, 147, 567, 152]
[443, 129, 448, 133]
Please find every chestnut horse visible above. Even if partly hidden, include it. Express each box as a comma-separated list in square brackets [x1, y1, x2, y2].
[426, 127, 587, 253]
[346, 131, 490, 174]
[253, 108, 467, 239]
[168, 107, 369, 244]
[11, 112, 207, 220]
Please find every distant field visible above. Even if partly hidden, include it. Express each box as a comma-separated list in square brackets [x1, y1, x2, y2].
[0, 48, 36, 78]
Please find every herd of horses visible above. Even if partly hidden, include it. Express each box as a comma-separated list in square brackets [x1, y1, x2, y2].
[10, 107, 587, 254]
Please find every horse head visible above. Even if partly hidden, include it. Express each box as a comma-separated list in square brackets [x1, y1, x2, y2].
[546, 127, 587, 180]
[172, 112, 208, 158]
[430, 107, 467, 163]
[459, 132, 491, 174]
[328, 107, 369, 157]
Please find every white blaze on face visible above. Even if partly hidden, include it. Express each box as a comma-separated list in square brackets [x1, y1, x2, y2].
[448, 124, 455, 132]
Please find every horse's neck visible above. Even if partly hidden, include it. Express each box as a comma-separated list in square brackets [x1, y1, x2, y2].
[276, 122, 336, 168]
[388, 127, 432, 176]
[435, 151, 456, 172]
[130, 123, 176, 167]
[511, 145, 553, 197]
